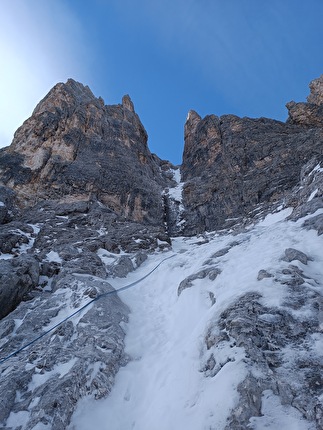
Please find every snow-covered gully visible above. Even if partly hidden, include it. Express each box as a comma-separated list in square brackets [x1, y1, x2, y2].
[70, 208, 323, 430]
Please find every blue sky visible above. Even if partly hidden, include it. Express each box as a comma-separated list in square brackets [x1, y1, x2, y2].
[1, 0, 323, 164]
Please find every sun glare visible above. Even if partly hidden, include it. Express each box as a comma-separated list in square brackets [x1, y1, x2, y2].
[0, 0, 86, 148]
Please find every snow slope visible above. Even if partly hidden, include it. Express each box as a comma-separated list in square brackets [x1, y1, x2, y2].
[69, 207, 323, 430]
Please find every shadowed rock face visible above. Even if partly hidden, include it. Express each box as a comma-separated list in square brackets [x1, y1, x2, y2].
[0, 79, 167, 226]
[181, 76, 323, 234]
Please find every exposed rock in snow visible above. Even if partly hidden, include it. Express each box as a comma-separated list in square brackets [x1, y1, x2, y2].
[178, 266, 221, 296]
[0, 275, 129, 429]
[282, 247, 309, 265]
[0, 255, 39, 319]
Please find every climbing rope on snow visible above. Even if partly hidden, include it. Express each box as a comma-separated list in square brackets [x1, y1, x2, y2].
[0, 254, 175, 366]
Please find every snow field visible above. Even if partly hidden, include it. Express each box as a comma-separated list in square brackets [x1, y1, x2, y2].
[69, 207, 323, 430]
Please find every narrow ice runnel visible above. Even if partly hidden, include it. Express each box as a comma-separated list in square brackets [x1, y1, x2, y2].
[163, 167, 186, 232]
[167, 168, 184, 205]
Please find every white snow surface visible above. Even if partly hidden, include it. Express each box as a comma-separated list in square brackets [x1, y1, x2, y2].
[256, 207, 293, 227]
[45, 250, 62, 263]
[249, 390, 316, 430]
[308, 188, 318, 202]
[309, 163, 323, 176]
[68, 207, 323, 430]
[97, 248, 118, 265]
[28, 358, 77, 392]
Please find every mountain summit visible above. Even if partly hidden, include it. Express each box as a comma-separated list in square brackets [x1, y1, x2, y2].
[1, 78, 169, 225]
[0, 77, 322, 429]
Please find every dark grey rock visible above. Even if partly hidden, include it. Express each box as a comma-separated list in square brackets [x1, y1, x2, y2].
[63, 250, 106, 278]
[257, 269, 273, 281]
[180, 78, 323, 235]
[286, 157, 323, 224]
[283, 248, 309, 265]
[0, 231, 29, 254]
[0, 205, 8, 225]
[303, 213, 323, 235]
[210, 287, 323, 429]
[0, 255, 39, 319]
[178, 266, 221, 296]
[0, 186, 17, 224]
[0, 221, 34, 254]
[40, 261, 61, 278]
[211, 247, 231, 258]
[111, 256, 134, 278]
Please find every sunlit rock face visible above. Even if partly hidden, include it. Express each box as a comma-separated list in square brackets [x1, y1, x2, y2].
[0, 79, 169, 226]
[286, 75, 323, 126]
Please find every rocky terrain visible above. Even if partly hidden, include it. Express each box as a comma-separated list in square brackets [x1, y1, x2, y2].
[0, 76, 322, 429]
[181, 84, 323, 234]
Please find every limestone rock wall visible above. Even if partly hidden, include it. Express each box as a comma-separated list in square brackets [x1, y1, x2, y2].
[0, 79, 168, 226]
[181, 76, 323, 234]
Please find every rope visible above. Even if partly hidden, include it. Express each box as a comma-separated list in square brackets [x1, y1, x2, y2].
[0, 254, 175, 366]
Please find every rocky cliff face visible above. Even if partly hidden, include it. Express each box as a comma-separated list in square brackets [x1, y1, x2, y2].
[1, 76, 323, 235]
[0, 79, 171, 226]
[181, 76, 323, 234]
[0, 76, 322, 429]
